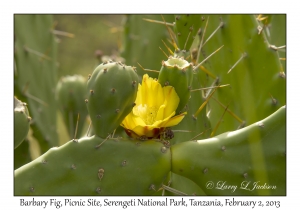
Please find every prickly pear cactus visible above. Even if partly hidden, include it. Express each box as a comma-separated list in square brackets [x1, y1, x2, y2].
[196, 14, 286, 135]
[14, 139, 31, 170]
[14, 14, 286, 196]
[14, 105, 285, 195]
[172, 106, 286, 195]
[158, 56, 193, 114]
[86, 61, 139, 138]
[56, 75, 88, 139]
[173, 14, 203, 51]
[14, 97, 31, 149]
[14, 136, 171, 195]
[120, 14, 174, 78]
[119, 14, 286, 195]
[14, 14, 58, 153]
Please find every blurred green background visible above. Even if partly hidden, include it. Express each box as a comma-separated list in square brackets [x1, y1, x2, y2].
[54, 15, 124, 78]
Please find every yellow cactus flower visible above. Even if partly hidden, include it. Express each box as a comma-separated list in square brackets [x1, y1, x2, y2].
[121, 74, 186, 139]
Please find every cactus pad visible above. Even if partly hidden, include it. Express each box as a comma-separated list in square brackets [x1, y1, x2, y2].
[14, 136, 171, 195]
[14, 97, 31, 149]
[56, 75, 88, 138]
[158, 56, 193, 114]
[171, 106, 286, 195]
[87, 61, 139, 138]
[174, 14, 203, 51]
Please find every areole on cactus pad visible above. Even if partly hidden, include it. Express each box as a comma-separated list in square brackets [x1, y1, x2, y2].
[121, 74, 186, 139]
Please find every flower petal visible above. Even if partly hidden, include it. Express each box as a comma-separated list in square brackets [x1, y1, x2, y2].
[132, 104, 147, 122]
[156, 83, 165, 107]
[135, 83, 143, 105]
[140, 74, 164, 107]
[152, 110, 175, 127]
[131, 114, 146, 127]
[121, 111, 146, 130]
[161, 112, 187, 127]
[162, 86, 180, 118]
[130, 125, 163, 138]
[155, 104, 165, 121]
[149, 84, 157, 107]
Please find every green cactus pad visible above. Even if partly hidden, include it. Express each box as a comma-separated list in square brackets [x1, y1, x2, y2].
[164, 172, 206, 195]
[87, 61, 139, 139]
[168, 61, 211, 145]
[171, 106, 286, 195]
[14, 97, 31, 149]
[158, 56, 193, 114]
[120, 15, 174, 78]
[14, 136, 171, 195]
[174, 14, 203, 51]
[56, 75, 88, 138]
[198, 15, 286, 135]
[14, 139, 31, 169]
[14, 14, 58, 152]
